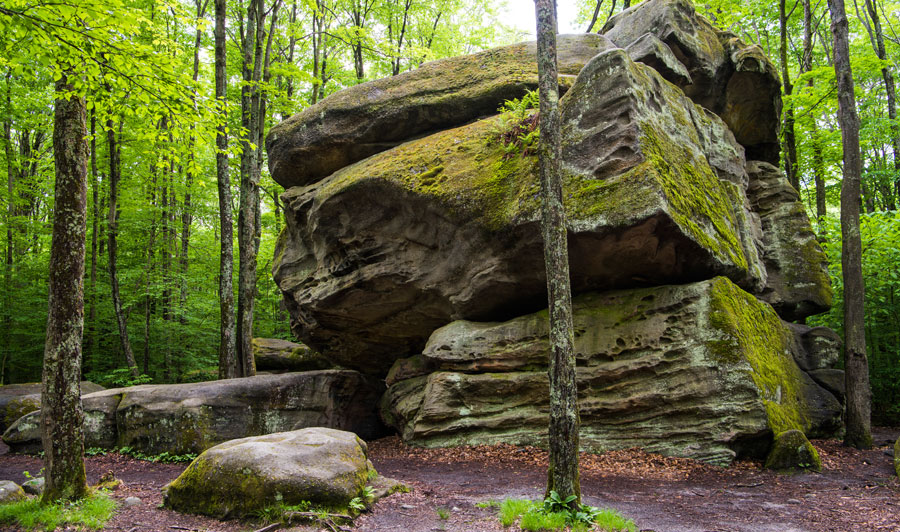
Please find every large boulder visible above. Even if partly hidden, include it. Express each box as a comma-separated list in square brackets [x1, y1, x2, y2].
[3, 371, 385, 455]
[0, 381, 104, 432]
[274, 49, 765, 375]
[601, 0, 782, 163]
[266, 34, 615, 188]
[163, 428, 373, 518]
[381, 277, 841, 465]
[746, 161, 832, 320]
[252, 337, 333, 372]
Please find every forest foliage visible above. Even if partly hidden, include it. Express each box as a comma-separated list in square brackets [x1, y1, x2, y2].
[0, 0, 899, 423]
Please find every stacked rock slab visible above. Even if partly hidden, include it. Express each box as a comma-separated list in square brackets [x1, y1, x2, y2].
[381, 278, 840, 465]
[268, 0, 839, 464]
[3, 371, 384, 454]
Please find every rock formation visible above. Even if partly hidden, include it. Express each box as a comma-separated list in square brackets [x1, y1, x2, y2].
[3, 371, 384, 454]
[267, 0, 840, 464]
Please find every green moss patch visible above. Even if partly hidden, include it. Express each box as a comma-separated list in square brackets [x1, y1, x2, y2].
[706, 277, 809, 433]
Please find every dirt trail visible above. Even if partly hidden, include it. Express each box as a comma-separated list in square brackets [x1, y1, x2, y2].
[0, 429, 897, 532]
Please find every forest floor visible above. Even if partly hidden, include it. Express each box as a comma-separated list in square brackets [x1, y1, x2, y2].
[0, 428, 897, 532]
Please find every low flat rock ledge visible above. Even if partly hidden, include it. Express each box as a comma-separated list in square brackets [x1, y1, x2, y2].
[163, 427, 374, 518]
[0, 381, 104, 433]
[381, 278, 841, 466]
[2, 371, 385, 455]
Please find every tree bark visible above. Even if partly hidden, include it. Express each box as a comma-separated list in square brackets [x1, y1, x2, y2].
[215, 0, 237, 379]
[828, 0, 873, 449]
[803, 0, 828, 225]
[41, 71, 89, 503]
[107, 121, 139, 377]
[3, 68, 14, 384]
[237, 0, 265, 378]
[864, 0, 899, 210]
[781, 0, 799, 190]
[87, 110, 99, 376]
[535, 0, 580, 506]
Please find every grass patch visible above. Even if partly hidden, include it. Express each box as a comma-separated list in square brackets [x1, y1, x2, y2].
[436, 507, 450, 520]
[496, 496, 637, 531]
[500, 498, 535, 526]
[520, 510, 568, 531]
[0, 492, 116, 531]
[593, 508, 638, 531]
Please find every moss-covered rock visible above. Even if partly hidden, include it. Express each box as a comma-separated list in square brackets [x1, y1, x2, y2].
[267, 34, 615, 188]
[381, 278, 839, 465]
[0, 481, 25, 504]
[274, 49, 765, 375]
[602, 0, 782, 163]
[764, 429, 822, 472]
[163, 428, 373, 518]
[746, 161, 832, 320]
[252, 337, 334, 372]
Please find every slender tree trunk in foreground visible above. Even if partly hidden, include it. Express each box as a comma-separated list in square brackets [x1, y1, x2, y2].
[215, 0, 237, 379]
[828, 0, 873, 449]
[535, 0, 580, 506]
[41, 72, 89, 503]
[107, 122, 139, 377]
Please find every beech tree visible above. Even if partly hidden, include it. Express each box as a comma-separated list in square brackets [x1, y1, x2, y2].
[827, 0, 873, 449]
[535, 0, 581, 505]
[215, 0, 237, 379]
[41, 71, 90, 503]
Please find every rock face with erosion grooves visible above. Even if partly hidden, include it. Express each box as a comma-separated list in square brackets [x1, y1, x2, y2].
[266, 34, 616, 188]
[2, 371, 385, 455]
[602, 0, 782, 163]
[273, 48, 765, 375]
[746, 161, 832, 320]
[381, 278, 841, 465]
[163, 428, 373, 518]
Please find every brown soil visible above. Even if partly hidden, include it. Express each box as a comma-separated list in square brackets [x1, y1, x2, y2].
[0, 428, 897, 532]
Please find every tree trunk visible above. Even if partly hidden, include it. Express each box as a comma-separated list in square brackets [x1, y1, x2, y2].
[781, 0, 799, 190]
[864, 0, 900, 210]
[215, 0, 237, 379]
[3, 69, 14, 384]
[41, 71, 89, 503]
[86, 110, 99, 376]
[107, 121, 139, 377]
[535, 0, 580, 506]
[828, 0, 873, 449]
[238, 0, 264, 378]
[803, 0, 828, 226]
